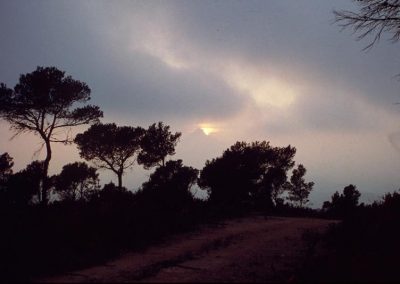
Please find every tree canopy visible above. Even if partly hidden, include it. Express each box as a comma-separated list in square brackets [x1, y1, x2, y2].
[198, 141, 296, 210]
[0, 66, 103, 204]
[0, 152, 13, 186]
[140, 160, 198, 211]
[54, 162, 99, 201]
[284, 164, 314, 207]
[138, 122, 181, 169]
[1, 160, 43, 207]
[323, 184, 361, 218]
[74, 123, 145, 189]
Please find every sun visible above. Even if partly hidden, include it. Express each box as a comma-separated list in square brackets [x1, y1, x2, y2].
[201, 127, 216, 136]
[199, 124, 219, 136]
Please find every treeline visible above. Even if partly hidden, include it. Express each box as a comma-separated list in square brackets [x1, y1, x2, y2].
[0, 67, 314, 209]
[0, 141, 316, 211]
[0, 142, 316, 281]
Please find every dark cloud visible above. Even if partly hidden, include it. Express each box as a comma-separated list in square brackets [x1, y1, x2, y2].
[2, 0, 398, 121]
[164, 0, 400, 108]
[0, 1, 247, 123]
[88, 53, 247, 121]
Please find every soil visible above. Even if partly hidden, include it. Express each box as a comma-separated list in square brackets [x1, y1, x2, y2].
[37, 216, 336, 283]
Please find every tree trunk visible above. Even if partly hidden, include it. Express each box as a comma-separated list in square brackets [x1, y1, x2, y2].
[117, 172, 123, 190]
[79, 183, 84, 201]
[41, 139, 52, 205]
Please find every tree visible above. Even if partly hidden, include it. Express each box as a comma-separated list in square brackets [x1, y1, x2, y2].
[284, 164, 314, 208]
[54, 162, 99, 201]
[0, 152, 13, 187]
[0, 67, 103, 204]
[260, 147, 298, 206]
[140, 160, 198, 210]
[342, 184, 361, 207]
[380, 190, 400, 215]
[1, 161, 44, 207]
[334, 0, 400, 49]
[323, 184, 361, 218]
[96, 182, 134, 204]
[267, 168, 287, 206]
[198, 141, 296, 210]
[74, 123, 145, 189]
[138, 122, 181, 169]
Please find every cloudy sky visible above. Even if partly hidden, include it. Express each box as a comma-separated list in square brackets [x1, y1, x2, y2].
[1, 0, 400, 206]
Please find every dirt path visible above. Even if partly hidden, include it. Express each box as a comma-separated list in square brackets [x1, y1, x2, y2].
[38, 216, 336, 283]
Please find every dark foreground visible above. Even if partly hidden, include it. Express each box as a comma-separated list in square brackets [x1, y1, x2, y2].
[37, 216, 335, 283]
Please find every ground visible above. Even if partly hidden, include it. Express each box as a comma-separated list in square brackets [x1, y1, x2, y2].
[38, 216, 336, 283]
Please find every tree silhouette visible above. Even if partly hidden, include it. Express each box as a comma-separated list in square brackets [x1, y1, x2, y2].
[342, 184, 361, 206]
[0, 67, 103, 204]
[334, 0, 400, 49]
[0, 152, 13, 187]
[140, 160, 198, 210]
[74, 123, 145, 189]
[284, 164, 314, 208]
[138, 122, 181, 169]
[266, 168, 287, 206]
[1, 161, 44, 207]
[97, 182, 133, 204]
[260, 147, 298, 207]
[54, 162, 99, 201]
[199, 141, 296, 210]
[323, 184, 361, 217]
[380, 190, 400, 215]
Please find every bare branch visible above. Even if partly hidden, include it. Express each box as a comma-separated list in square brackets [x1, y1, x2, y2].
[334, 0, 400, 49]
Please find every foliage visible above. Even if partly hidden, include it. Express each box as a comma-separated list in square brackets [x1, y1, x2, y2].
[301, 190, 400, 282]
[0, 152, 13, 186]
[381, 190, 400, 208]
[96, 182, 133, 203]
[334, 0, 400, 49]
[0, 161, 43, 207]
[198, 141, 296, 211]
[322, 184, 361, 218]
[74, 123, 145, 189]
[0, 67, 103, 204]
[138, 122, 181, 169]
[139, 160, 198, 211]
[284, 164, 314, 207]
[54, 162, 100, 202]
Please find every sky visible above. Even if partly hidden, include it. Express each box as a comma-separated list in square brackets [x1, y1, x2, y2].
[1, 0, 400, 207]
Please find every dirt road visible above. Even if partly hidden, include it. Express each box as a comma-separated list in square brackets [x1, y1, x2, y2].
[39, 216, 336, 283]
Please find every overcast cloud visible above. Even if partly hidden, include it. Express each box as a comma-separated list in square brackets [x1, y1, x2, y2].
[1, 0, 400, 206]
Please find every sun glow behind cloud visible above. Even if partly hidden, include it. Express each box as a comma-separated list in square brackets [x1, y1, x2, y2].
[199, 123, 219, 136]
[130, 23, 302, 138]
